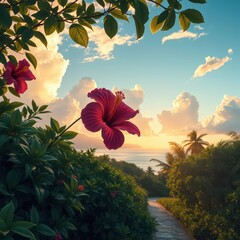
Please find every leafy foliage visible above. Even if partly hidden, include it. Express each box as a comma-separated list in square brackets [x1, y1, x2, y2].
[166, 142, 240, 239]
[0, 0, 205, 68]
[97, 155, 169, 197]
[0, 92, 156, 239]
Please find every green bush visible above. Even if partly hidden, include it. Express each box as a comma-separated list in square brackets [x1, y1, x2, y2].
[166, 143, 240, 240]
[97, 155, 169, 197]
[0, 99, 156, 240]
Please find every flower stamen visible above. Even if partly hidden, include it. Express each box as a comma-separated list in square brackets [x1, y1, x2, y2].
[107, 91, 125, 121]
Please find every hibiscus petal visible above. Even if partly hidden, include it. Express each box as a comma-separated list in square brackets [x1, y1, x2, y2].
[116, 121, 141, 136]
[88, 88, 115, 113]
[18, 59, 30, 69]
[14, 79, 28, 94]
[102, 126, 125, 150]
[3, 70, 15, 84]
[81, 102, 105, 132]
[111, 102, 139, 124]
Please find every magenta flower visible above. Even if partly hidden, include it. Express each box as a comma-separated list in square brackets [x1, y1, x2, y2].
[3, 59, 36, 94]
[55, 233, 62, 240]
[110, 191, 118, 198]
[81, 88, 140, 150]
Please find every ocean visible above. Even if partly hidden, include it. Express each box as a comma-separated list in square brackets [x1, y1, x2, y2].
[95, 148, 168, 172]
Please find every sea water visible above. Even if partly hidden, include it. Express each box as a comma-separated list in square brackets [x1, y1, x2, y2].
[95, 148, 168, 172]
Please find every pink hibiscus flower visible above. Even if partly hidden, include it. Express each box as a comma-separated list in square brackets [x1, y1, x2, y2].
[3, 59, 36, 94]
[81, 88, 140, 150]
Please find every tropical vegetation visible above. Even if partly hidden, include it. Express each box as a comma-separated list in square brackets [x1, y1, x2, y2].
[157, 134, 240, 240]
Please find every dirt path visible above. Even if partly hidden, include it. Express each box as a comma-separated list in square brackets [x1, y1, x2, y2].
[148, 198, 194, 240]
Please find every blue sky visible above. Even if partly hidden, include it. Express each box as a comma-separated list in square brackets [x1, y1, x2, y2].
[13, 0, 240, 149]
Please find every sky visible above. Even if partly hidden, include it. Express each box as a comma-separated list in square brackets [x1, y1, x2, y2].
[8, 0, 240, 150]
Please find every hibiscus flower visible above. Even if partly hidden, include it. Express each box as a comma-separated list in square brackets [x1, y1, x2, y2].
[3, 59, 36, 94]
[81, 88, 140, 150]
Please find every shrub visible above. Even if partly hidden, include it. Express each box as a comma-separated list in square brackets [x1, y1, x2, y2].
[166, 143, 240, 239]
[0, 100, 156, 240]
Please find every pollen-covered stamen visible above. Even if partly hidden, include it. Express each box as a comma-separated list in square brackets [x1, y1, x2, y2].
[106, 91, 125, 121]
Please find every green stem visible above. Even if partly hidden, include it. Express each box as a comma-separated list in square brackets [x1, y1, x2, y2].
[48, 116, 81, 148]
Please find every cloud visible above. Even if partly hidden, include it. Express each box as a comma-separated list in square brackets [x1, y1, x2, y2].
[194, 25, 204, 30]
[71, 26, 138, 62]
[158, 92, 202, 134]
[203, 95, 240, 133]
[228, 48, 233, 54]
[193, 56, 230, 78]
[162, 30, 206, 44]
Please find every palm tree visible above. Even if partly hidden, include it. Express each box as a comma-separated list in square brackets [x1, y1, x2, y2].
[150, 142, 186, 174]
[146, 166, 155, 175]
[182, 130, 209, 155]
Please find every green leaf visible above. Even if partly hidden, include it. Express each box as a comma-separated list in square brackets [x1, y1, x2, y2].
[50, 118, 60, 133]
[0, 201, 15, 227]
[179, 13, 191, 31]
[69, 24, 89, 47]
[30, 206, 39, 224]
[6, 169, 23, 190]
[162, 9, 176, 31]
[111, 9, 129, 22]
[64, 2, 78, 13]
[22, 28, 34, 43]
[8, 55, 18, 66]
[39, 105, 48, 112]
[0, 218, 8, 236]
[133, 15, 145, 39]
[11, 226, 36, 239]
[11, 109, 22, 125]
[32, 100, 38, 112]
[189, 0, 206, 3]
[0, 184, 14, 197]
[57, 0, 67, 7]
[37, 0, 52, 13]
[11, 221, 36, 229]
[78, 19, 93, 30]
[119, 1, 129, 14]
[96, 0, 105, 7]
[150, 16, 164, 34]
[133, 0, 149, 24]
[26, 52, 37, 68]
[34, 31, 48, 47]
[0, 4, 12, 29]
[168, 0, 182, 10]
[44, 16, 57, 35]
[104, 15, 118, 38]
[56, 18, 65, 33]
[86, 3, 95, 15]
[32, 10, 49, 20]
[62, 131, 78, 140]
[0, 52, 7, 65]
[37, 224, 56, 237]
[182, 9, 204, 23]
[71, 177, 78, 190]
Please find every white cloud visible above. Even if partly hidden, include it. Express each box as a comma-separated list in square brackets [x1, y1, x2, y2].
[194, 25, 204, 30]
[228, 48, 233, 54]
[158, 92, 202, 134]
[193, 56, 230, 78]
[162, 30, 206, 44]
[71, 26, 138, 62]
[203, 95, 240, 133]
